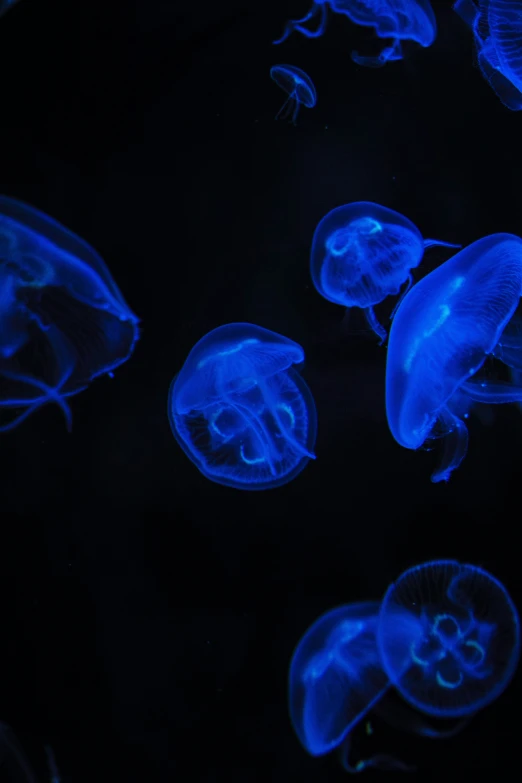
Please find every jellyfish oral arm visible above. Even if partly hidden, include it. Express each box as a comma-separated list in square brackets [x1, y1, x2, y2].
[273, 2, 328, 45]
[431, 406, 469, 483]
[423, 238, 462, 250]
[390, 273, 413, 321]
[364, 306, 387, 345]
[461, 379, 522, 404]
[351, 39, 403, 69]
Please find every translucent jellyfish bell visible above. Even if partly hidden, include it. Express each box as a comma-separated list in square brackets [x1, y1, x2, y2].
[289, 603, 391, 756]
[274, 1, 437, 68]
[386, 232, 522, 482]
[377, 560, 521, 718]
[270, 64, 317, 124]
[310, 201, 459, 344]
[0, 196, 139, 432]
[454, 0, 522, 110]
[168, 323, 317, 490]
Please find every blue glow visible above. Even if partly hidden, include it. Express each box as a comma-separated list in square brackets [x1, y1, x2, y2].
[454, 0, 522, 110]
[0, 196, 139, 431]
[274, 1, 437, 68]
[310, 201, 459, 344]
[0, 0, 20, 18]
[288, 602, 390, 757]
[386, 233, 522, 482]
[378, 560, 521, 718]
[168, 323, 317, 490]
[270, 64, 317, 124]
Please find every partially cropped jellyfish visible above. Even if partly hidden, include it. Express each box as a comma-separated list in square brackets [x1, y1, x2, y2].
[168, 323, 317, 490]
[386, 233, 522, 482]
[454, 0, 522, 110]
[289, 602, 413, 773]
[0, 195, 139, 432]
[270, 64, 317, 124]
[310, 201, 459, 344]
[377, 560, 520, 718]
[274, 1, 437, 68]
[0, 0, 21, 19]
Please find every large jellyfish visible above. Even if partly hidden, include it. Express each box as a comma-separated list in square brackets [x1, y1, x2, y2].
[0, 196, 139, 432]
[385, 233, 522, 482]
[310, 201, 459, 344]
[274, 1, 437, 68]
[377, 560, 520, 718]
[270, 64, 317, 124]
[454, 0, 522, 110]
[168, 323, 317, 490]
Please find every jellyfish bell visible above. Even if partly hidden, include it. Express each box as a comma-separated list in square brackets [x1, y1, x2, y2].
[386, 232, 522, 482]
[168, 323, 317, 490]
[0, 195, 139, 431]
[377, 560, 521, 719]
[274, 0, 437, 68]
[310, 201, 459, 344]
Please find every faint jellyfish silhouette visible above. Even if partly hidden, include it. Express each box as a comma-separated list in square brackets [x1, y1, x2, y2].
[0, 0, 21, 20]
[289, 602, 417, 773]
[310, 201, 459, 344]
[454, 0, 522, 110]
[168, 323, 317, 490]
[274, 1, 437, 68]
[378, 560, 520, 718]
[270, 64, 317, 124]
[0, 195, 139, 432]
[385, 232, 522, 482]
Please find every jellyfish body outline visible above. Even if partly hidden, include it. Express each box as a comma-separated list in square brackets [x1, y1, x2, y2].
[385, 232, 522, 482]
[454, 0, 522, 110]
[270, 64, 317, 124]
[377, 560, 521, 718]
[310, 201, 459, 344]
[0, 195, 139, 431]
[274, 0, 437, 68]
[168, 323, 317, 490]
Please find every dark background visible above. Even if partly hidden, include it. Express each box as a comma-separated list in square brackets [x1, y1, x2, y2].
[0, 0, 520, 780]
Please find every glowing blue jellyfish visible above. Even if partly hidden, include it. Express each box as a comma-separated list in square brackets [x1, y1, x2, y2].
[168, 323, 317, 490]
[378, 560, 520, 718]
[386, 233, 522, 482]
[310, 201, 459, 344]
[0, 195, 139, 432]
[270, 64, 317, 124]
[454, 0, 522, 110]
[289, 602, 414, 773]
[274, 1, 437, 68]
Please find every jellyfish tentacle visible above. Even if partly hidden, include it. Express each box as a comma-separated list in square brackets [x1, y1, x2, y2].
[273, 2, 327, 45]
[340, 738, 416, 775]
[461, 379, 522, 404]
[352, 39, 403, 69]
[390, 273, 413, 320]
[431, 407, 468, 483]
[364, 306, 387, 345]
[274, 94, 294, 122]
[423, 239, 462, 250]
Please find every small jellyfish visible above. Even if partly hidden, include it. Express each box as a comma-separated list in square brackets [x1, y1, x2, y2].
[168, 323, 317, 490]
[454, 0, 522, 110]
[0, 196, 139, 432]
[386, 233, 522, 482]
[310, 201, 459, 344]
[274, 1, 437, 68]
[270, 64, 317, 124]
[377, 560, 520, 718]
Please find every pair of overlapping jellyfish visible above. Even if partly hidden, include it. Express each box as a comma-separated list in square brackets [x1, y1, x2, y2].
[274, 0, 437, 69]
[290, 559, 520, 773]
[0, 195, 139, 432]
[454, 0, 522, 110]
[311, 201, 522, 482]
